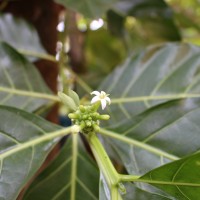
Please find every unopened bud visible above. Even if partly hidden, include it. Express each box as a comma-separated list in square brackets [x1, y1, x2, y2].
[98, 114, 110, 120]
[86, 120, 92, 127]
[80, 121, 86, 129]
[93, 124, 100, 132]
[79, 105, 86, 112]
[68, 113, 79, 119]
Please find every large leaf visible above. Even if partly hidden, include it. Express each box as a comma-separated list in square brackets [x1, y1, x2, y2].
[24, 134, 99, 200]
[0, 42, 58, 112]
[55, 0, 119, 18]
[100, 43, 200, 124]
[0, 13, 47, 61]
[0, 105, 71, 200]
[100, 97, 200, 179]
[139, 152, 200, 200]
[99, 100, 200, 198]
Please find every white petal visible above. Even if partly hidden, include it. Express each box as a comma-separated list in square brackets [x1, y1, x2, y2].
[105, 97, 111, 104]
[91, 96, 100, 104]
[100, 91, 106, 96]
[101, 99, 107, 110]
[91, 91, 100, 96]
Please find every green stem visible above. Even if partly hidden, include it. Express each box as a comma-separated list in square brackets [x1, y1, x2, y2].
[87, 132, 122, 200]
[119, 174, 200, 187]
[70, 133, 78, 200]
[119, 174, 140, 182]
[120, 174, 200, 187]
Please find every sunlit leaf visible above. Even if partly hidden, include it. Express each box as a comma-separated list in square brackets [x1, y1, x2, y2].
[0, 13, 47, 61]
[139, 152, 200, 199]
[24, 134, 99, 200]
[0, 105, 70, 200]
[0, 42, 58, 112]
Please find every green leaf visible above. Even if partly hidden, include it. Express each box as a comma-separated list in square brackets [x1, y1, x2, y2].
[55, 0, 119, 18]
[68, 89, 80, 107]
[0, 13, 47, 62]
[23, 134, 99, 200]
[58, 92, 78, 111]
[0, 105, 71, 200]
[100, 97, 200, 175]
[139, 152, 200, 200]
[100, 43, 200, 124]
[0, 42, 59, 112]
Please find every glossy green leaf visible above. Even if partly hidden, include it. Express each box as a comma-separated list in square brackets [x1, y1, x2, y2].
[0, 13, 47, 61]
[100, 43, 200, 124]
[139, 152, 200, 200]
[100, 98, 200, 197]
[54, 0, 119, 18]
[0, 42, 59, 112]
[0, 105, 71, 200]
[100, 97, 200, 177]
[24, 134, 99, 200]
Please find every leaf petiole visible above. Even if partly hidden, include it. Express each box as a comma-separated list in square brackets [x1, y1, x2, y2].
[87, 132, 122, 200]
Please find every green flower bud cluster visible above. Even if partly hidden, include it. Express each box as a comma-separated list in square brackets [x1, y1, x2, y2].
[68, 105, 110, 134]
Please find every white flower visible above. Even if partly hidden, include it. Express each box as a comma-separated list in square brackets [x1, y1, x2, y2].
[91, 91, 111, 110]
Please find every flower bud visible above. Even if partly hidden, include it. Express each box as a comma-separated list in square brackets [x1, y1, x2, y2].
[98, 114, 110, 120]
[93, 124, 100, 132]
[86, 120, 92, 127]
[79, 105, 86, 112]
[68, 113, 79, 119]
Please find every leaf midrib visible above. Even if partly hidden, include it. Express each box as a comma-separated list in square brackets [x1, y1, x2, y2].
[0, 127, 71, 160]
[99, 128, 179, 161]
[0, 86, 60, 102]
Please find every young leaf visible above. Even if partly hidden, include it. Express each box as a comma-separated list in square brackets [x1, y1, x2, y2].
[0, 42, 58, 112]
[100, 43, 200, 124]
[58, 91, 78, 111]
[68, 89, 80, 107]
[0, 105, 71, 200]
[23, 134, 99, 200]
[0, 13, 47, 62]
[139, 152, 200, 200]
